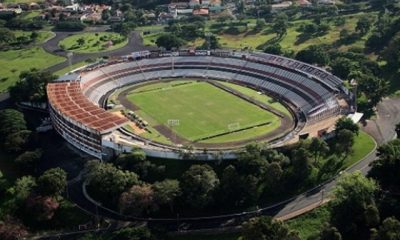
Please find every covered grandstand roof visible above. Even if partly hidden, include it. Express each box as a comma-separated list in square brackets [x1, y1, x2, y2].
[47, 82, 128, 134]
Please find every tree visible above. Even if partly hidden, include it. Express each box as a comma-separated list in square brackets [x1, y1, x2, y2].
[0, 217, 28, 240]
[335, 117, 359, 135]
[255, 18, 266, 31]
[76, 37, 85, 46]
[383, 32, 400, 69]
[355, 73, 389, 108]
[8, 176, 37, 205]
[219, 164, 260, 207]
[115, 148, 146, 169]
[330, 171, 378, 238]
[86, 161, 139, 203]
[329, 57, 357, 79]
[55, 21, 86, 31]
[369, 139, 400, 189]
[111, 227, 154, 240]
[37, 168, 67, 196]
[152, 179, 181, 212]
[119, 184, 156, 216]
[0, 171, 7, 194]
[155, 33, 184, 50]
[295, 45, 330, 65]
[376, 217, 400, 240]
[364, 204, 380, 228]
[242, 216, 299, 240]
[264, 43, 282, 55]
[15, 149, 42, 170]
[0, 28, 16, 46]
[334, 129, 355, 156]
[272, 13, 288, 38]
[30, 31, 38, 41]
[115, 150, 164, 181]
[180, 164, 219, 208]
[355, 16, 372, 35]
[101, 9, 110, 21]
[3, 130, 32, 153]
[0, 109, 27, 142]
[319, 225, 342, 240]
[309, 138, 329, 165]
[25, 195, 60, 222]
[290, 147, 311, 180]
[202, 34, 220, 50]
[9, 69, 57, 103]
[396, 122, 400, 138]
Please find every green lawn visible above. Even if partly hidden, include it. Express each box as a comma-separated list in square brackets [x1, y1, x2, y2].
[0, 47, 65, 92]
[54, 61, 90, 76]
[141, 32, 160, 46]
[127, 81, 281, 142]
[58, 32, 128, 53]
[14, 30, 54, 44]
[219, 81, 292, 117]
[20, 11, 41, 20]
[140, 13, 374, 51]
[287, 205, 331, 239]
[343, 130, 376, 168]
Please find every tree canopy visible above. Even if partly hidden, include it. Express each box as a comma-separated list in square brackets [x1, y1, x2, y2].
[180, 164, 219, 208]
[9, 69, 57, 103]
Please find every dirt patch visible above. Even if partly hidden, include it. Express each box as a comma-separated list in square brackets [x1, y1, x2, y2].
[111, 111, 146, 134]
[153, 125, 190, 145]
[117, 91, 140, 111]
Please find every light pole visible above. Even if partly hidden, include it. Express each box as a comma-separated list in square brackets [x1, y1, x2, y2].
[67, 52, 73, 73]
[205, 32, 212, 50]
[350, 78, 358, 112]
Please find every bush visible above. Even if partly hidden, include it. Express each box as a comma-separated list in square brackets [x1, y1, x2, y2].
[55, 21, 86, 31]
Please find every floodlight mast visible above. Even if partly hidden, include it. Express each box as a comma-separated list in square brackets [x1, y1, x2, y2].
[67, 52, 73, 73]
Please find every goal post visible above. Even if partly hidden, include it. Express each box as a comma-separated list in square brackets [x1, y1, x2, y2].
[167, 119, 180, 145]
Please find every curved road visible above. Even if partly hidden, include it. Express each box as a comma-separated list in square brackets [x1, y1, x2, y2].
[62, 97, 400, 233]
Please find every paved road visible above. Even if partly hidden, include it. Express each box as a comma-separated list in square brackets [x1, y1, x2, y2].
[61, 97, 400, 234]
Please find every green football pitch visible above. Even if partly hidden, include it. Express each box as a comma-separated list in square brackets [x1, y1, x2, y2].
[126, 80, 284, 143]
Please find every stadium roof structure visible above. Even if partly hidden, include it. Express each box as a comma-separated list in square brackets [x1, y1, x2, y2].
[47, 81, 128, 134]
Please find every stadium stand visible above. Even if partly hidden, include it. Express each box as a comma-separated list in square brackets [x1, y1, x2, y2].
[47, 50, 351, 160]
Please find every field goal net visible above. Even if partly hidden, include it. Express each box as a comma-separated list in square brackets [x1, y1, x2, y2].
[167, 119, 180, 126]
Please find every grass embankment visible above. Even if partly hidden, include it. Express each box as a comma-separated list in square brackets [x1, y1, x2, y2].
[287, 205, 331, 239]
[58, 32, 128, 54]
[0, 47, 65, 92]
[54, 61, 90, 76]
[127, 80, 281, 143]
[141, 12, 376, 54]
[342, 130, 376, 168]
[14, 30, 54, 44]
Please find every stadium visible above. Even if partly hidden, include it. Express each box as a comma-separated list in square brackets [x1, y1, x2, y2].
[47, 50, 353, 160]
